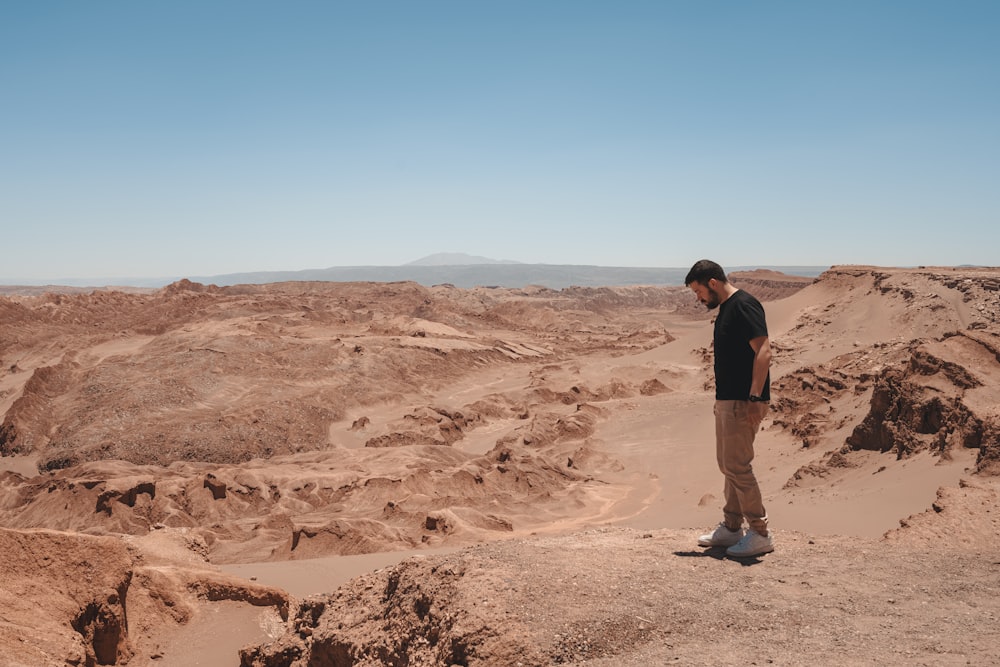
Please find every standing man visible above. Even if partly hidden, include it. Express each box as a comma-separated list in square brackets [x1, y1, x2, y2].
[685, 259, 774, 557]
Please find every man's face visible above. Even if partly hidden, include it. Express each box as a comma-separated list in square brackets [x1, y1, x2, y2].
[689, 279, 721, 310]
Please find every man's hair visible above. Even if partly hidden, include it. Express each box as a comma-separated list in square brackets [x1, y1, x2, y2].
[684, 259, 728, 286]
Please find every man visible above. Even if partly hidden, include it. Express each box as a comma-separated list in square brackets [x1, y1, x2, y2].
[685, 259, 774, 558]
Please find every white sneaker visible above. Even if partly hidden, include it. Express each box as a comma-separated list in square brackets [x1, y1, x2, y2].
[697, 523, 744, 548]
[725, 529, 774, 558]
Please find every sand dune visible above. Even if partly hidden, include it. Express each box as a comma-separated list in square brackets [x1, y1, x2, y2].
[1, 266, 998, 666]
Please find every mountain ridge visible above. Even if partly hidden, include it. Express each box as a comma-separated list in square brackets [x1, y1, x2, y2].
[0, 254, 830, 291]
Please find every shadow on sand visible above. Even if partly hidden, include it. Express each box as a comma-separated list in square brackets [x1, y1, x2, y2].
[673, 548, 767, 567]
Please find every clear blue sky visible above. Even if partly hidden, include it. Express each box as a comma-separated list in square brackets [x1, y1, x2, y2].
[2, 1, 998, 283]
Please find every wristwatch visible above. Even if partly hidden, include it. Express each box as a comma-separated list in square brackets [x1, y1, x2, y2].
[749, 394, 767, 402]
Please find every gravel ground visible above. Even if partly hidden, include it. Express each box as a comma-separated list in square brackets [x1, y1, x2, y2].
[241, 526, 1000, 666]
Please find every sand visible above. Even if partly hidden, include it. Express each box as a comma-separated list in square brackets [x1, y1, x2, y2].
[1, 266, 998, 666]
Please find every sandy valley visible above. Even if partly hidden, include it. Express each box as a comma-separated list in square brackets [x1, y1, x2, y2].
[1, 266, 999, 666]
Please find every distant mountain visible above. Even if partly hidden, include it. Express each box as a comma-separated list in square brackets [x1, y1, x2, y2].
[187, 264, 828, 290]
[1, 256, 830, 292]
[405, 253, 522, 266]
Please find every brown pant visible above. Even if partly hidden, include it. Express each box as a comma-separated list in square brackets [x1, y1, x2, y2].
[714, 400, 769, 535]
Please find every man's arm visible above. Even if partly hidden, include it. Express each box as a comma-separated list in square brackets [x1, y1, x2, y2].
[748, 335, 771, 397]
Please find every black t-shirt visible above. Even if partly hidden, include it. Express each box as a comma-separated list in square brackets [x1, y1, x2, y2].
[713, 289, 770, 401]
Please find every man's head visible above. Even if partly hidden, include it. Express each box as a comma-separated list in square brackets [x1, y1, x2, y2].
[685, 259, 729, 310]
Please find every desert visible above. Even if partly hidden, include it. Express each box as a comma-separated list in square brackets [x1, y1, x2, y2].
[2, 265, 999, 666]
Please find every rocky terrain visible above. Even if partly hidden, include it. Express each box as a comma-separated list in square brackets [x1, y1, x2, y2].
[240, 525, 999, 667]
[1, 266, 998, 666]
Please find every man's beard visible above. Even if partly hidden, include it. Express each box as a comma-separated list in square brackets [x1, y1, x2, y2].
[702, 288, 721, 310]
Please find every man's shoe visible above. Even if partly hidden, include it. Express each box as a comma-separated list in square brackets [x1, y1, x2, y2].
[725, 529, 774, 558]
[697, 523, 744, 548]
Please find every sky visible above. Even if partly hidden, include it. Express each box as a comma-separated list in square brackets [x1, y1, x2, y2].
[2, 1, 998, 283]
